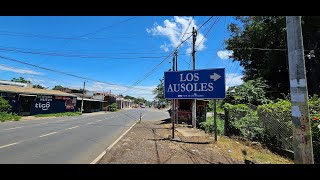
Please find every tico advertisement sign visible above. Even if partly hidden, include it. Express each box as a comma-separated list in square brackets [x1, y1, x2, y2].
[164, 68, 226, 99]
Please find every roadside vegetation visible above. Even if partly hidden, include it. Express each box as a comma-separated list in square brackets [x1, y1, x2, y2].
[34, 112, 82, 117]
[0, 97, 21, 122]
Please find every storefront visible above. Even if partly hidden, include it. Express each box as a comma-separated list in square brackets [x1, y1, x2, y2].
[0, 85, 77, 116]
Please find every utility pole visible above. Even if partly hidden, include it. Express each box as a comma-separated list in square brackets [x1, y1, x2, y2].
[174, 50, 178, 124]
[81, 81, 86, 114]
[171, 55, 176, 139]
[286, 16, 314, 164]
[192, 27, 197, 128]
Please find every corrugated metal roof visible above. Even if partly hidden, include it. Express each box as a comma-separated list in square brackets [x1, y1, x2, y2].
[0, 85, 76, 97]
[76, 97, 107, 102]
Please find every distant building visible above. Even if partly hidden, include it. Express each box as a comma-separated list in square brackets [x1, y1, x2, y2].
[0, 85, 76, 116]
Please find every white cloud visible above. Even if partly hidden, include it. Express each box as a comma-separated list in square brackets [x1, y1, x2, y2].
[147, 16, 206, 53]
[160, 43, 169, 52]
[217, 50, 233, 60]
[80, 82, 156, 101]
[226, 73, 243, 90]
[0, 64, 43, 75]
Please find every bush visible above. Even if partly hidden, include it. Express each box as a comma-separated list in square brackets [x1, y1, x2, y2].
[0, 97, 12, 113]
[107, 103, 118, 112]
[200, 116, 224, 135]
[0, 112, 21, 122]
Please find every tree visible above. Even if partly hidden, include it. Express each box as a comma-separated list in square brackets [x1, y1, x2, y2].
[33, 84, 46, 89]
[153, 79, 168, 107]
[225, 16, 320, 99]
[223, 78, 269, 106]
[0, 97, 12, 113]
[153, 79, 164, 101]
[11, 77, 30, 83]
[52, 85, 63, 90]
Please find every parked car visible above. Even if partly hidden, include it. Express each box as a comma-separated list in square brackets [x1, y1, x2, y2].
[140, 104, 146, 108]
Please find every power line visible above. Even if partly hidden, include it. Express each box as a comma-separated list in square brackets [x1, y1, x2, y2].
[122, 16, 214, 94]
[0, 55, 153, 91]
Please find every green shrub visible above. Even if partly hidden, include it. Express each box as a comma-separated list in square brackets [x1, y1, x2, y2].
[0, 112, 21, 122]
[233, 110, 265, 141]
[0, 97, 12, 113]
[200, 116, 224, 135]
[107, 103, 118, 112]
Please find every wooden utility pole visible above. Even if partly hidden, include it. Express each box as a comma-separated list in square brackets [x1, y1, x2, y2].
[171, 56, 175, 139]
[286, 16, 314, 164]
[192, 27, 197, 128]
[81, 81, 86, 113]
[174, 50, 178, 124]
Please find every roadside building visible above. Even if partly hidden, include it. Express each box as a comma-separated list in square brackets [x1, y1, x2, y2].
[0, 85, 77, 116]
[173, 99, 208, 126]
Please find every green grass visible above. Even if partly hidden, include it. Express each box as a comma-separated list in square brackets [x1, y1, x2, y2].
[0, 112, 21, 122]
[34, 112, 82, 117]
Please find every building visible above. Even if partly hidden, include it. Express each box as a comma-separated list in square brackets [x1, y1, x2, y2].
[0, 85, 77, 116]
[173, 99, 208, 126]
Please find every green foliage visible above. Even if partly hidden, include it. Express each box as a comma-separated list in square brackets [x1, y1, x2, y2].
[233, 110, 265, 141]
[34, 112, 81, 117]
[52, 85, 64, 90]
[207, 100, 224, 113]
[11, 77, 31, 83]
[226, 16, 320, 99]
[223, 78, 269, 106]
[0, 97, 12, 113]
[107, 103, 118, 112]
[33, 84, 46, 89]
[153, 79, 168, 106]
[200, 116, 224, 135]
[0, 112, 21, 122]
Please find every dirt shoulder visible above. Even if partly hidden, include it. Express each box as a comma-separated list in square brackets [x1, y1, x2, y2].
[98, 118, 293, 164]
[99, 119, 239, 164]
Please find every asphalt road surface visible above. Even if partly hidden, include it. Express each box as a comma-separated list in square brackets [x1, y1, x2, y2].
[0, 108, 169, 164]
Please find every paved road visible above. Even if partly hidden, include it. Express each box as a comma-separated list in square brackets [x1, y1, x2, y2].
[0, 108, 169, 164]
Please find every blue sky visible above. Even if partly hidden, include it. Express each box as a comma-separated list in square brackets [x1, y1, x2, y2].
[0, 16, 243, 101]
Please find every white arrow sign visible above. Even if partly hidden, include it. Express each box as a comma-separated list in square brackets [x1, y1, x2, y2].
[210, 73, 221, 81]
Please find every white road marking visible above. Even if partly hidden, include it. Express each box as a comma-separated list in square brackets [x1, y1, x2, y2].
[39, 132, 58, 138]
[3, 126, 24, 131]
[90, 121, 138, 164]
[87, 122, 93, 125]
[90, 151, 106, 164]
[0, 142, 19, 149]
[96, 120, 102, 122]
[65, 126, 80, 130]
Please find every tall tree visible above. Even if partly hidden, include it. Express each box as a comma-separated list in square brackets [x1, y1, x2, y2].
[52, 85, 63, 90]
[226, 16, 320, 99]
[11, 77, 31, 83]
[33, 84, 46, 89]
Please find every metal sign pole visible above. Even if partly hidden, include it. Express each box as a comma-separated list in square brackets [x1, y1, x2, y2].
[213, 99, 217, 141]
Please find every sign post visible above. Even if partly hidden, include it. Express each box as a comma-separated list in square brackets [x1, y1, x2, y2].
[164, 68, 226, 141]
[164, 68, 226, 99]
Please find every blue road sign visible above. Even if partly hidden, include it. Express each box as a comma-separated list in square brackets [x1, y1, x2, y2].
[164, 68, 225, 99]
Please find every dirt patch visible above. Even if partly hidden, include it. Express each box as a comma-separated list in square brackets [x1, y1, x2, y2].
[99, 120, 240, 164]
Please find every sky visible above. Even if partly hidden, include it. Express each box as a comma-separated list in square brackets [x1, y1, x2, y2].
[0, 16, 243, 101]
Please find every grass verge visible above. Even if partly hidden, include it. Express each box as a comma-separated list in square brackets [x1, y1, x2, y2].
[0, 112, 21, 122]
[34, 112, 82, 117]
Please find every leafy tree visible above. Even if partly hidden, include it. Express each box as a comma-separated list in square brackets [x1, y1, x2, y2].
[223, 78, 269, 106]
[225, 16, 320, 99]
[153, 79, 168, 106]
[0, 97, 12, 113]
[52, 85, 63, 90]
[33, 84, 46, 89]
[11, 77, 31, 83]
